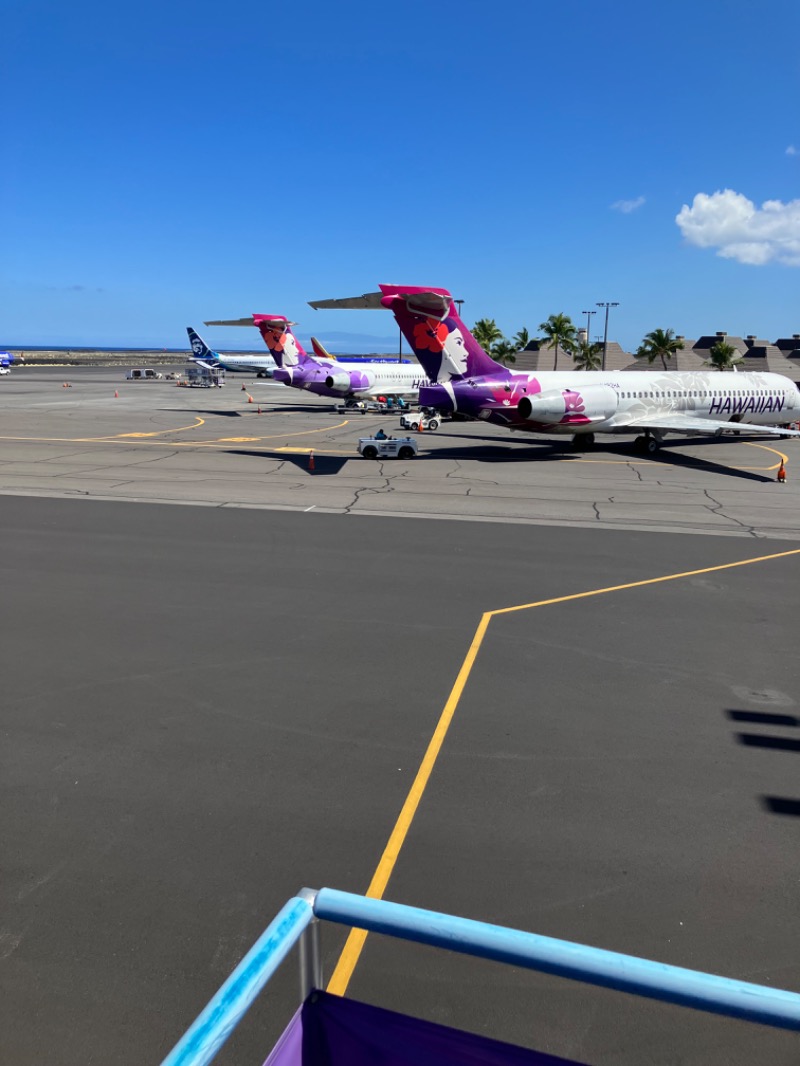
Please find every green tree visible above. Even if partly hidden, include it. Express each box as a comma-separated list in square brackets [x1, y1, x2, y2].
[512, 327, 531, 351]
[538, 313, 577, 371]
[635, 328, 684, 370]
[572, 339, 603, 371]
[706, 340, 744, 371]
[472, 318, 504, 354]
[493, 340, 517, 365]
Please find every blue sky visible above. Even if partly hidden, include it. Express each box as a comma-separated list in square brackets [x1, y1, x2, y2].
[2, 0, 799, 352]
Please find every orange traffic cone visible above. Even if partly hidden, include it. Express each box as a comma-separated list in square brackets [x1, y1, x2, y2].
[308, 451, 315, 472]
[247, 394, 254, 403]
[114, 390, 119, 398]
[241, 383, 246, 391]
[777, 460, 786, 483]
[418, 419, 424, 432]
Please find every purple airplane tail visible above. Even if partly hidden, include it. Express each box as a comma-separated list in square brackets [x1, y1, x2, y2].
[378, 285, 510, 383]
[252, 316, 308, 369]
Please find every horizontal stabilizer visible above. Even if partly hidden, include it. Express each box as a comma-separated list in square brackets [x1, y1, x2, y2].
[308, 293, 385, 311]
[204, 318, 254, 327]
[625, 412, 800, 437]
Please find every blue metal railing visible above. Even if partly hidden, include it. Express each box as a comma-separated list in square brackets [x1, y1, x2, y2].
[162, 886, 800, 1066]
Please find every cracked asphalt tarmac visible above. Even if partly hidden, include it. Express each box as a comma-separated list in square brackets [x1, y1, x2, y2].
[0, 366, 799, 539]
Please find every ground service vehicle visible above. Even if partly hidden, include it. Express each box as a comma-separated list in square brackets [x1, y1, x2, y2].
[400, 410, 440, 431]
[357, 436, 418, 460]
[126, 368, 163, 380]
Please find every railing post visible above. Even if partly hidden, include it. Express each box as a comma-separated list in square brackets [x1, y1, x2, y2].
[298, 919, 322, 1000]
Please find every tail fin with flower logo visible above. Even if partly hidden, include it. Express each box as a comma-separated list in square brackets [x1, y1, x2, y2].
[251, 315, 308, 369]
[309, 286, 509, 383]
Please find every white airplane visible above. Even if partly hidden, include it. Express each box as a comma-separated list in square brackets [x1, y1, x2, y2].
[309, 285, 800, 452]
[188, 325, 279, 377]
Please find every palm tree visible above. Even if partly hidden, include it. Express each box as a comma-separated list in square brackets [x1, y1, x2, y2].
[538, 313, 577, 371]
[706, 340, 744, 371]
[572, 339, 603, 371]
[493, 340, 517, 365]
[512, 327, 531, 351]
[636, 328, 684, 370]
[472, 319, 504, 354]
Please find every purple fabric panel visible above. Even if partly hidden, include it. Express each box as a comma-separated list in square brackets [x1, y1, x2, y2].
[263, 1005, 304, 1066]
[298, 991, 587, 1066]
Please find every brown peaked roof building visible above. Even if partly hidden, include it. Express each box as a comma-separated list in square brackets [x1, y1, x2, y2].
[506, 329, 800, 379]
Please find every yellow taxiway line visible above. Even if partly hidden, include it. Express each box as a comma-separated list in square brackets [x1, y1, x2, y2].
[0, 420, 351, 448]
[326, 544, 800, 996]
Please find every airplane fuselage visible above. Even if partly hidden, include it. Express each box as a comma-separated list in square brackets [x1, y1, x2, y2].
[274, 360, 435, 400]
[420, 370, 799, 435]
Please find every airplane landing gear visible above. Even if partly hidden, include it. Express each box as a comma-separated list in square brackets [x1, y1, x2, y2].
[571, 432, 595, 451]
[634, 433, 660, 454]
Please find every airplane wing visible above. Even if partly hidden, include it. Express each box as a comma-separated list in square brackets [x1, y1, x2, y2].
[623, 412, 800, 438]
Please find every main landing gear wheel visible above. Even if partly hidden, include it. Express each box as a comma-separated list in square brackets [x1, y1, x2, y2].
[571, 433, 595, 451]
[634, 435, 659, 454]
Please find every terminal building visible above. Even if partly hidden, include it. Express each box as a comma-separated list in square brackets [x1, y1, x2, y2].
[513, 332, 800, 379]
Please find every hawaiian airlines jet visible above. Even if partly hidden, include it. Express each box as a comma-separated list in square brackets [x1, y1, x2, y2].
[225, 314, 435, 402]
[309, 286, 800, 453]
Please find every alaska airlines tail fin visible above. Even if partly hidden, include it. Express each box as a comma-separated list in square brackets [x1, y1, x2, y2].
[309, 286, 508, 383]
[187, 327, 220, 362]
[251, 315, 308, 369]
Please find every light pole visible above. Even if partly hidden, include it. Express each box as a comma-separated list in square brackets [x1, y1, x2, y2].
[596, 302, 619, 371]
[581, 309, 596, 348]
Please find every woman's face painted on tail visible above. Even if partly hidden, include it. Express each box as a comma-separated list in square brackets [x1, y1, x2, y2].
[440, 326, 468, 379]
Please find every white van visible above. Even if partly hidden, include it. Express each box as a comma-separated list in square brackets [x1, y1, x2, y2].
[126, 368, 163, 381]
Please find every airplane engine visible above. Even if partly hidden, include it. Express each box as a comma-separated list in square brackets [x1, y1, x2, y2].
[324, 371, 353, 394]
[517, 385, 618, 426]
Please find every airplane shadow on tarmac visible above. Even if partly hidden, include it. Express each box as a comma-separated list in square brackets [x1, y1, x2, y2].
[428, 435, 778, 483]
[229, 450, 350, 475]
[226, 439, 778, 482]
[725, 709, 800, 817]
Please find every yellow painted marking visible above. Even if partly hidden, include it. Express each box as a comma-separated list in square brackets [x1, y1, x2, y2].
[115, 417, 205, 438]
[277, 447, 354, 455]
[736, 441, 789, 470]
[0, 420, 351, 449]
[561, 458, 654, 465]
[218, 437, 261, 443]
[327, 544, 800, 996]
[327, 612, 493, 995]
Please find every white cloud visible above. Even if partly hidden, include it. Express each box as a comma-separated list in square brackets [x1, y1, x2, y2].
[676, 189, 800, 266]
[787, 145, 798, 156]
[611, 196, 645, 214]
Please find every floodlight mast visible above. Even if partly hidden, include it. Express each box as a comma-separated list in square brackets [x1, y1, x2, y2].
[596, 302, 619, 370]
